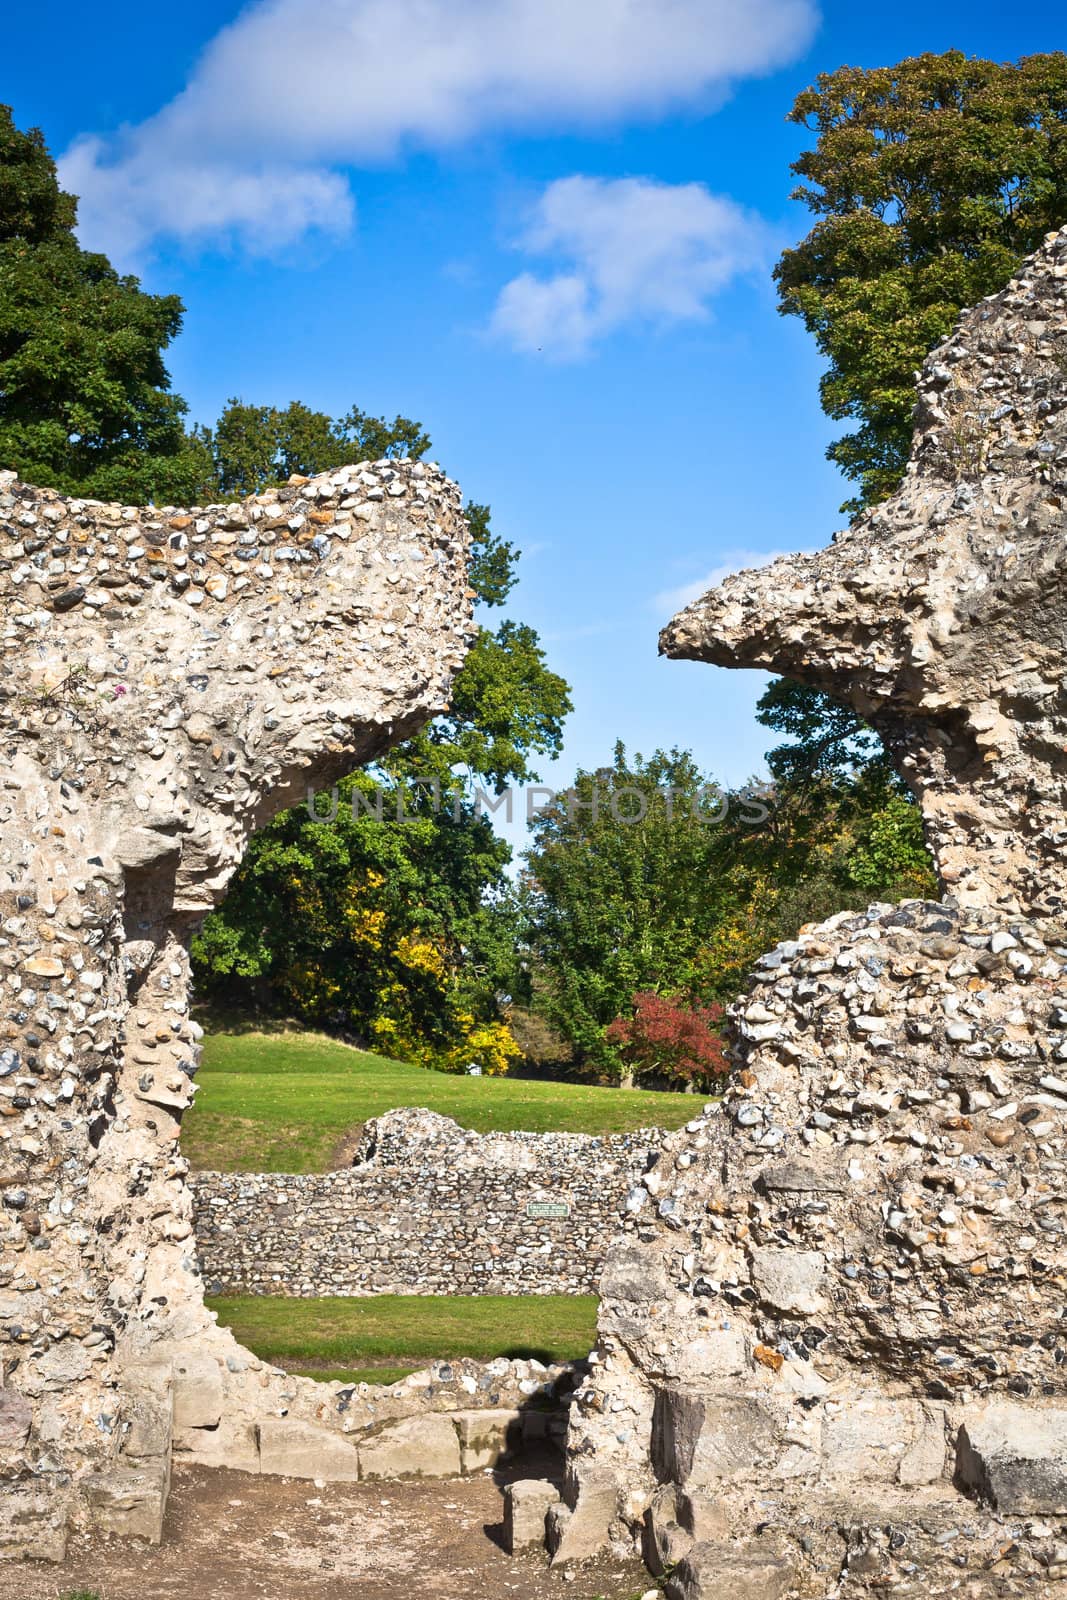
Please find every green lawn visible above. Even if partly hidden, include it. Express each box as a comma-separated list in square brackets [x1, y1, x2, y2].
[182, 1026, 699, 1172]
[207, 1292, 599, 1383]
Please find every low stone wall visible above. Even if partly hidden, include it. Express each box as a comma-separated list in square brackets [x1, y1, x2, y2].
[192, 1109, 667, 1296]
[171, 1353, 576, 1484]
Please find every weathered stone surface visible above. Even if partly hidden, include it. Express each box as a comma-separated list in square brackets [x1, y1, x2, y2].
[0, 459, 473, 1553]
[663, 228, 1067, 920]
[257, 1420, 360, 1482]
[503, 1478, 559, 1553]
[749, 1247, 826, 1315]
[550, 1473, 619, 1565]
[452, 1408, 522, 1472]
[643, 1485, 696, 1576]
[0, 1389, 32, 1449]
[358, 1414, 463, 1480]
[663, 1538, 796, 1600]
[652, 1389, 784, 1486]
[81, 1466, 169, 1543]
[821, 1399, 946, 1486]
[171, 1354, 224, 1431]
[559, 229, 1067, 1596]
[0, 1484, 71, 1561]
[957, 1405, 1067, 1512]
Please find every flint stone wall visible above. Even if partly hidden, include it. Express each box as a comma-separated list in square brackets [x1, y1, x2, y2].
[192, 1109, 665, 1296]
[0, 458, 479, 1559]
[555, 230, 1067, 1597]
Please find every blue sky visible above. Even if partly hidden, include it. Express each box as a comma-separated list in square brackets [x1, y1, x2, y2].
[6, 0, 1062, 853]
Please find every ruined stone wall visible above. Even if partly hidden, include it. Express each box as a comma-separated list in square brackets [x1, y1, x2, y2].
[192, 1110, 662, 1297]
[554, 230, 1067, 1597]
[0, 460, 476, 1557]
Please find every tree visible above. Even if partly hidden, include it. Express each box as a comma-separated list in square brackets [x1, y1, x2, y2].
[198, 397, 571, 792]
[191, 774, 520, 1074]
[519, 745, 755, 1075]
[201, 398, 430, 499]
[192, 417, 571, 1068]
[606, 992, 728, 1090]
[776, 51, 1067, 514]
[518, 739, 936, 1077]
[756, 677, 887, 789]
[0, 105, 211, 503]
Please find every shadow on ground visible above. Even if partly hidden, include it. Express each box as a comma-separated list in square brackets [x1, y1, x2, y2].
[2, 1454, 646, 1600]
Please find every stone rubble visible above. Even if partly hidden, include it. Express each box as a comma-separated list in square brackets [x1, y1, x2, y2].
[559, 229, 1067, 1596]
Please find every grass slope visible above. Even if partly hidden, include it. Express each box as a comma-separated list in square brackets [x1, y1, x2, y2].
[182, 1027, 699, 1172]
[207, 1292, 598, 1384]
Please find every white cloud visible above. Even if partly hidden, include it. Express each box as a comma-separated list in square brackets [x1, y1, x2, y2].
[58, 0, 818, 261]
[655, 547, 804, 616]
[490, 175, 771, 355]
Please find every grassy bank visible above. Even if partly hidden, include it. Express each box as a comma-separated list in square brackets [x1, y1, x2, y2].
[182, 1026, 698, 1172]
[207, 1292, 599, 1384]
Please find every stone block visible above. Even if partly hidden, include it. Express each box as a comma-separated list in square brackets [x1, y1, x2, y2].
[453, 1407, 523, 1472]
[120, 1392, 172, 1463]
[0, 1387, 32, 1449]
[549, 1474, 617, 1564]
[643, 1485, 695, 1576]
[0, 1482, 70, 1561]
[82, 1465, 169, 1543]
[680, 1327, 748, 1380]
[957, 1405, 1067, 1513]
[521, 1407, 550, 1441]
[114, 826, 182, 870]
[600, 1244, 670, 1303]
[503, 1478, 559, 1553]
[757, 1159, 847, 1195]
[545, 1501, 571, 1557]
[663, 1538, 796, 1600]
[652, 1388, 782, 1486]
[676, 1489, 731, 1543]
[174, 1418, 261, 1473]
[749, 1247, 827, 1315]
[172, 1354, 224, 1431]
[822, 1398, 945, 1485]
[357, 1414, 462, 1480]
[258, 1419, 360, 1481]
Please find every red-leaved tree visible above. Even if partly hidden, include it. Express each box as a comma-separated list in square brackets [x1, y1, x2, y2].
[605, 992, 728, 1088]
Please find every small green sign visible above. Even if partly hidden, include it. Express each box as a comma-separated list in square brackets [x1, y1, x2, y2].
[526, 1200, 571, 1220]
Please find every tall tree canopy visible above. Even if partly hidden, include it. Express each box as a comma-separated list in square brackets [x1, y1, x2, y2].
[0, 105, 210, 503]
[776, 51, 1067, 514]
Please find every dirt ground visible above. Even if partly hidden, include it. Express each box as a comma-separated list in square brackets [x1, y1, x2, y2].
[2, 1459, 648, 1600]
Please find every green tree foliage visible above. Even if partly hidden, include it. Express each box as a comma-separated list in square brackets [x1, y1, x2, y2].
[776, 51, 1067, 514]
[519, 740, 935, 1079]
[191, 775, 520, 1073]
[0, 105, 211, 503]
[193, 418, 571, 1064]
[200, 398, 430, 498]
[753, 674, 933, 909]
[520, 746, 761, 1074]
[756, 677, 887, 788]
